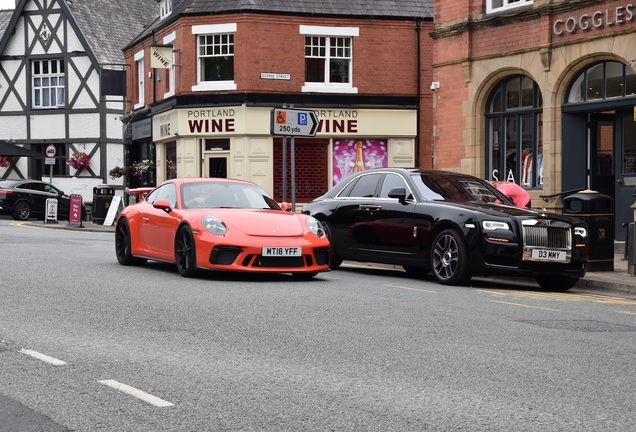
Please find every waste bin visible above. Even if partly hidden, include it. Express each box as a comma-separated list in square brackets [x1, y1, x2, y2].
[627, 222, 636, 275]
[563, 190, 614, 271]
[92, 185, 115, 224]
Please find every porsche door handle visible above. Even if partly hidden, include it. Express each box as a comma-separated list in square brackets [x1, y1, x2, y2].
[359, 205, 382, 211]
[142, 217, 150, 223]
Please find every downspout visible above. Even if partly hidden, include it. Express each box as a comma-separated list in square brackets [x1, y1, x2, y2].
[416, 19, 421, 168]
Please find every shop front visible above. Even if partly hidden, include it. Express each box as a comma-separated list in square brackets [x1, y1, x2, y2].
[151, 105, 417, 204]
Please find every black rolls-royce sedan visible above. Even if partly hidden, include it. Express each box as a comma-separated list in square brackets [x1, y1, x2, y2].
[302, 169, 589, 291]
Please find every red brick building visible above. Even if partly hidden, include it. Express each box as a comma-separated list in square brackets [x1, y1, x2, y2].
[431, 0, 636, 240]
[122, 0, 433, 206]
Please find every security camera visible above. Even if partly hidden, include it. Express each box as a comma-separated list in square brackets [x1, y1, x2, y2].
[430, 81, 440, 91]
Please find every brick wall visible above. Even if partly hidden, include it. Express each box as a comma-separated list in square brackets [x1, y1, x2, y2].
[272, 138, 328, 203]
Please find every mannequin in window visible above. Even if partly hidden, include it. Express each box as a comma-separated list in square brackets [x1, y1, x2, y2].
[491, 181, 531, 208]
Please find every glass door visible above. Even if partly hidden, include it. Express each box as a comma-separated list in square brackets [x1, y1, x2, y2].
[204, 154, 228, 178]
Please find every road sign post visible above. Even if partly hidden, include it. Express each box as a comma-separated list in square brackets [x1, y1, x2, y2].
[271, 108, 319, 209]
[45, 144, 56, 183]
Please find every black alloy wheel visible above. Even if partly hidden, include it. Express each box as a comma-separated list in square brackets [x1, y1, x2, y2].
[322, 223, 343, 270]
[431, 229, 471, 286]
[176, 225, 197, 277]
[12, 201, 31, 221]
[115, 219, 146, 266]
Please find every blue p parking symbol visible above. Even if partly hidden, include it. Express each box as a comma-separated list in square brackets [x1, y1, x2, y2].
[298, 112, 308, 126]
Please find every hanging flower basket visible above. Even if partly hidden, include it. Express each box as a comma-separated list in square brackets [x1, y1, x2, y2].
[109, 166, 126, 179]
[130, 159, 154, 178]
[68, 151, 91, 169]
[0, 156, 9, 168]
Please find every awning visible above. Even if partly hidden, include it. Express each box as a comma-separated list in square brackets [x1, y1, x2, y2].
[0, 140, 44, 158]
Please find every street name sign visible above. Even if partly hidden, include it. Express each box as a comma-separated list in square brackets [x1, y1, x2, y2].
[271, 108, 318, 137]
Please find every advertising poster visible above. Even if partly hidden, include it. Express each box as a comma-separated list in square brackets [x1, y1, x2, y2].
[332, 139, 388, 186]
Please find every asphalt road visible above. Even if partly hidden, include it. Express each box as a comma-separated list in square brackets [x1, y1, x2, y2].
[1, 219, 636, 431]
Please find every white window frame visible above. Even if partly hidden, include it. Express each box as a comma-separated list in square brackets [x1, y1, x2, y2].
[163, 32, 176, 98]
[32, 59, 65, 108]
[134, 50, 145, 109]
[300, 25, 358, 94]
[486, 0, 533, 14]
[192, 23, 237, 92]
[160, 0, 172, 20]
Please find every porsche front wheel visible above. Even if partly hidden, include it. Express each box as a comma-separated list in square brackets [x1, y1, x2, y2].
[115, 219, 146, 266]
[176, 225, 197, 277]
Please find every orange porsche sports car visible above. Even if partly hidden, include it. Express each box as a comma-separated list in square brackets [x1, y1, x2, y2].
[115, 178, 331, 278]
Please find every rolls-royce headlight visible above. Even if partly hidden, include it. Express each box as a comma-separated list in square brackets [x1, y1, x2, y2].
[574, 226, 588, 238]
[481, 220, 511, 231]
[202, 215, 226, 235]
[306, 217, 325, 237]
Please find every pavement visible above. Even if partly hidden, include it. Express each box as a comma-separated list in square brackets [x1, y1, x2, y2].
[18, 219, 636, 296]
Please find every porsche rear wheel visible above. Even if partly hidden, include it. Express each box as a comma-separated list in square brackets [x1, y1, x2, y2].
[176, 225, 197, 277]
[431, 229, 471, 286]
[115, 219, 146, 266]
[12, 201, 31, 221]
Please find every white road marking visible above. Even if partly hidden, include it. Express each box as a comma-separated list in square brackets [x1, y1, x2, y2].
[19, 349, 67, 366]
[99, 380, 174, 407]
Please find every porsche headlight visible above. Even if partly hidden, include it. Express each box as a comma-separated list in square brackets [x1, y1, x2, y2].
[306, 217, 325, 237]
[202, 215, 226, 235]
[481, 220, 511, 231]
[574, 226, 588, 238]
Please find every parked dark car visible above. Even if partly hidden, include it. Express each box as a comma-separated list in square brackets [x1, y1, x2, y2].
[0, 179, 87, 221]
[302, 169, 589, 291]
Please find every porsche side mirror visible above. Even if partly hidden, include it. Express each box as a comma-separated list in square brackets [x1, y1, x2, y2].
[153, 198, 172, 213]
[388, 187, 407, 204]
[280, 202, 293, 212]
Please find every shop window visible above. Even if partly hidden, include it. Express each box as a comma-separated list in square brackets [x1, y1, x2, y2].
[487, 0, 533, 14]
[192, 23, 237, 91]
[486, 75, 543, 189]
[134, 50, 144, 109]
[333, 139, 388, 186]
[566, 61, 636, 103]
[32, 59, 65, 108]
[166, 141, 176, 179]
[623, 113, 636, 174]
[300, 25, 358, 94]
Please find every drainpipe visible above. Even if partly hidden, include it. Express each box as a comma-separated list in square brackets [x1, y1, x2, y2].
[415, 19, 422, 168]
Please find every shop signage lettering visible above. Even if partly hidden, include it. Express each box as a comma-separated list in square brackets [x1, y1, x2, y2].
[188, 119, 235, 133]
[186, 109, 236, 133]
[187, 109, 236, 118]
[316, 110, 359, 134]
[553, 4, 634, 35]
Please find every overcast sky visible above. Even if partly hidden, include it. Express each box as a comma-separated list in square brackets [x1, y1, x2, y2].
[0, 0, 14, 10]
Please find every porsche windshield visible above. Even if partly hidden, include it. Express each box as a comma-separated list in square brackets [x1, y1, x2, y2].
[181, 182, 281, 209]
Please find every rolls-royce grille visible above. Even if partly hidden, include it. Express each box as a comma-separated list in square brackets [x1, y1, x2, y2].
[522, 221, 571, 249]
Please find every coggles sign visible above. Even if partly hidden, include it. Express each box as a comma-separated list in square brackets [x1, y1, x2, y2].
[553, 4, 634, 35]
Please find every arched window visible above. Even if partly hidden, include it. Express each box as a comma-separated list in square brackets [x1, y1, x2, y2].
[486, 75, 543, 188]
[566, 61, 636, 103]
